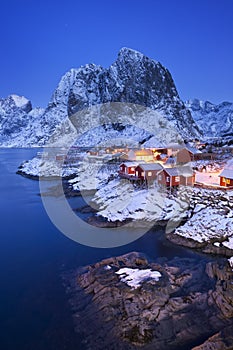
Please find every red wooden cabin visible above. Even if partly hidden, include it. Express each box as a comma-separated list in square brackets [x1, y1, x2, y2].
[157, 168, 180, 187]
[119, 162, 138, 179]
[135, 163, 163, 182]
[219, 169, 233, 187]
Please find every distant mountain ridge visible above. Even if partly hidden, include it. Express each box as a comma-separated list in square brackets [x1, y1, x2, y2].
[1, 48, 231, 147]
[185, 98, 233, 141]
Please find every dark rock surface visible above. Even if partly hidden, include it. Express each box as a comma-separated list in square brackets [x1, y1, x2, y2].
[63, 252, 233, 350]
[192, 324, 233, 349]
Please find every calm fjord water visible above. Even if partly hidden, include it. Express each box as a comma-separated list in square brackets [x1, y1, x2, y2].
[0, 149, 199, 350]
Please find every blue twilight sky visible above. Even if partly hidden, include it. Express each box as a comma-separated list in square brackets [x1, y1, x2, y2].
[1, 0, 233, 107]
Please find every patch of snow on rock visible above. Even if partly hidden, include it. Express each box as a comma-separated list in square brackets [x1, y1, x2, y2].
[115, 267, 162, 289]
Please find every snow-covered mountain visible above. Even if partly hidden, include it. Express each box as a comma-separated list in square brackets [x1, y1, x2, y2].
[185, 99, 233, 142]
[0, 95, 45, 147]
[0, 48, 201, 147]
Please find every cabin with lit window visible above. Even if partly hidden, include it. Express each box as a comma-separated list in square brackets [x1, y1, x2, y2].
[135, 163, 163, 182]
[119, 162, 139, 179]
[127, 149, 154, 162]
[157, 168, 180, 187]
[219, 169, 233, 187]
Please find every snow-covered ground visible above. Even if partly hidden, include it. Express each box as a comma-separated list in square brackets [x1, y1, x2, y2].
[69, 162, 119, 192]
[19, 157, 78, 178]
[174, 207, 233, 244]
[92, 179, 189, 224]
[89, 176, 233, 250]
[195, 171, 221, 186]
[115, 267, 162, 289]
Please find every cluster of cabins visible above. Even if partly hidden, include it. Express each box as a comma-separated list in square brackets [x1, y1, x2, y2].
[37, 144, 233, 190]
[118, 147, 198, 189]
[119, 147, 233, 190]
[119, 162, 195, 188]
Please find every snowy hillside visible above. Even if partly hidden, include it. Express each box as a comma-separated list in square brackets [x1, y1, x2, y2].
[185, 99, 233, 142]
[0, 48, 201, 147]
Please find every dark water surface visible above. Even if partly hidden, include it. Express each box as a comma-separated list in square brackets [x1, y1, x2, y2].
[0, 149, 203, 350]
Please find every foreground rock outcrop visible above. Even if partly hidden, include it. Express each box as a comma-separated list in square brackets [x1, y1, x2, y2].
[192, 324, 233, 350]
[63, 252, 233, 350]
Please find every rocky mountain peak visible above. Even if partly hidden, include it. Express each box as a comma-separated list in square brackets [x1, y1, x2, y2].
[117, 47, 148, 63]
[0, 94, 32, 114]
[0, 48, 204, 147]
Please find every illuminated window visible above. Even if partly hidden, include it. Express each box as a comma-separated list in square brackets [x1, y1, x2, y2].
[130, 167, 135, 171]
[148, 171, 152, 177]
[226, 178, 231, 184]
[175, 176, 180, 182]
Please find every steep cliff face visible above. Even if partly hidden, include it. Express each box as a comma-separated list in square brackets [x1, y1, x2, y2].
[0, 48, 201, 147]
[48, 47, 200, 140]
[185, 98, 233, 141]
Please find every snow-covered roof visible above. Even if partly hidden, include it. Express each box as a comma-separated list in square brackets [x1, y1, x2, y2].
[185, 145, 202, 154]
[219, 169, 233, 180]
[138, 163, 163, 171]
[167, 143, 183, 149]
[120, 161, 139, 167]
[165, 157, 176, 165]
[162, 167, 179, 176]
[178, 166, 194, 177]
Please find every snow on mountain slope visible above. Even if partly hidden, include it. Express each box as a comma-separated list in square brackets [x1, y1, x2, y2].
[0, 48, 201, 147]
[185, 98, 233, 141]
[0, 94, 46, 147]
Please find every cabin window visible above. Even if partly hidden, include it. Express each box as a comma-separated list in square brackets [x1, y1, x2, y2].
[135, 171, 138, 176]
[148, 171, 152, 177]
[222, 177, 226, 183]
[166, 176, 170, 182]
[158, 175, 162, 181]
[130, 167, 135, 171]
[226, 179, 231, 184]
[141, 171, 145, 177]
[175, 176, 180, 182]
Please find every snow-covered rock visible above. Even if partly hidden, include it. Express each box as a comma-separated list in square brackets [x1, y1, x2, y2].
[0, 94, 45, 147]
[174, 207, 233, 244]
[18, 157, 77, 178]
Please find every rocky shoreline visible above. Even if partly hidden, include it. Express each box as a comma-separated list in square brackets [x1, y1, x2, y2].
[63, 252, 233, 350]
[17, 163, 233, 258]
[166, 232, 233, 258]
